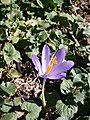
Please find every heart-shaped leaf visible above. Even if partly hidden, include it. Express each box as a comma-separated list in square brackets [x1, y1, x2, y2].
[21, 102, 41, 120]
[1, 112, 17, 120]
[0, 82, 16, 96]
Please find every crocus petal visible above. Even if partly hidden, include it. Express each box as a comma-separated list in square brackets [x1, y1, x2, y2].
[51, 48, 66, 64]
[32, 54, 43, 75]
[42, 45, 50, 74]
[47, 73, 66, 79]
[49, 61, 74, 76]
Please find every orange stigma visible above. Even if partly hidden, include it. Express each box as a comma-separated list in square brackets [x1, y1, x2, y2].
[46, 56, 58, 75]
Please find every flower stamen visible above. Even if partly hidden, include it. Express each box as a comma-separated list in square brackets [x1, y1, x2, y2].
[51, 56, 58, 64]
[46, 56, 58, 75]
[46, 64, 52, 75]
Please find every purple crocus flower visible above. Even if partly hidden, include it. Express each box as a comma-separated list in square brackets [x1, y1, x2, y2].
[32, 45, 74, 80]
[32, 44, 74, 107]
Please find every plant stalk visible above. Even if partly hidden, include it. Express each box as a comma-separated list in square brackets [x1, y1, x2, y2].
[42, 78, 46, 108]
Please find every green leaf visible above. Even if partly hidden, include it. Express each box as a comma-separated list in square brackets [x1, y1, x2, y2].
[36, 0, 44, 8]
[1, 112, 17, 120]
[0, 96, 4, 106]
[3, 43, 15, 63]
[76, 15, 83, 22]
[13, 97, 22, 106]
[3, 43, 21, 64]
[83, 26, 90, 36]
[0, 101, 13, 113]
[60, 12, 74, 22]
[72, 22, 79, 33]
[7, 68, 21, 78]
[26, 45, 39, 58]
[59, 17, 69, 27]
[45, 11, 57, 20]
[21, 102, 41, 120]
[26, 19, 38, 26]
[37, 19, 50, 29]
[88, 55, 90, 61]
[60, 79, 73, 94]
[7, 11, 16, 20]
[1, 0, 11, 5]
[71, 68, 82, 76]
[55, 117, 64, 120]
[37, 31, 48, 42]
[53, 0, 64, 6]
[86, 45, 90, 54]
[26, 112, 39, 120]
[73, 74, 83, 83]
[55, 29, 63, 38]
[74, 90, 86, 104]
[11, 36, 19, 44]
[55, 116, 69, 120]
[21, 102, 41, 112]
[0, 81, 16, 96]
[73, 73, 88, 83]
[87, 73, 90, 87]
[14, 50, 21, 61]
[56, 100, 78, 119]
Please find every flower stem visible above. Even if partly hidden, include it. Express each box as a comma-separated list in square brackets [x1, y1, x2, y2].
[42, 78, 46, 108]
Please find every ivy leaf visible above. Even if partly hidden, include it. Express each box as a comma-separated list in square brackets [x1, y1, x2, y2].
[60, 79, 73, 94]
[7, 11, 16, 20]
[73, 73, 88, 84]
[36, 0, 44, 8]
[53, 0, 64, 6]
[26, 112, 40, 120]
[71, 68, 82, 76]
[73, 74, 83, 83]
[0, 81, 16, 96]
[0, 101, 13, 113]
[55, 29, 63, 38]
[76, 15, 83, 22]
[56, 115, 78, 120]
[37, 19, 50, 29]
[21, 102, 41, 120]
[7, 68, 21, 78]
[83, 26, 90, 36]
[55, 116, 66, 120]
[13, 97, 22, 106]
[3, 43, 21, 64]
[87, 73, 90, 87]
[11, 36, 19, 44]
[45, 11, 57, 20]
[56, 100, 78, 119]
[60, 12, 74, 22]
[88, 55, 90, 61]
[74, 90, 86, 104]
[37, 31, 48, 42]
[26, 45, 39, 58]
[0, 96, 4, 107]
[1, 0, 11, 5]
[11, 29, 24, 44]
[1, 112, 17, 120]
[3, 43, 15, 63]
[14, 50, 21, 61]
[21, 101, 41, 112]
